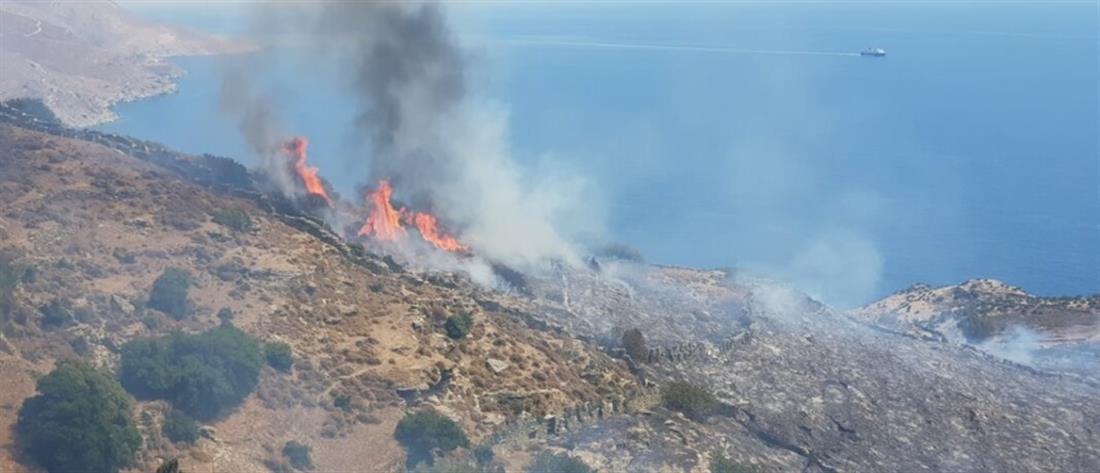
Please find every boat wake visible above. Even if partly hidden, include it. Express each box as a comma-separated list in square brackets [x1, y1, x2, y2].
[498, 37, 862, 57]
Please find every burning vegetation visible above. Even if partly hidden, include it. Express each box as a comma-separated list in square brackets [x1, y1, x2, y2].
[283, 137, 333, 207]
[356, 179, 468, 253]
[278, 137, 470, 255]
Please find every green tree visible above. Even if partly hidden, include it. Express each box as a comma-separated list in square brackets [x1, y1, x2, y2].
[120, 324, 263, 420]
[527, 452, 594, 473]
[265, 342, 293, 372]
[662, 381, 719, 422]
[148, 267, 192, 320]
[444, 313, 473, 339]
[394, 410, 469, 468]
[16, 360, 142, 473]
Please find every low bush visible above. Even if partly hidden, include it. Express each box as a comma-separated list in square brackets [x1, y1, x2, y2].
[473, 444, 494, 465]
[710, 451, 757, 473]
[444, 313, 473, 340]
[394, 410, 469, 468]
[217, 307, 235, 324]
[162, 409, 200, 444]
[38, 298, 73, 328]
[16, 360, 142, 473]
[622, 328, 647, 361]
[213, 208, 253, 232]
[662, 381, 719, 422]
[526, 452, 594, 473]
[282, 441, 313, 470]
[155, 458, 183, 473]
[120, 324, 263, 420]
[148, 267, 192, 320]
[266, 342, 293, 372]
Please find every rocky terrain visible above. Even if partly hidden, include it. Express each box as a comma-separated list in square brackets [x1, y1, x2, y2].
[0, 106, 1097, 472]
[0, 0, 251, 128]
[852, 280, 1100, 377]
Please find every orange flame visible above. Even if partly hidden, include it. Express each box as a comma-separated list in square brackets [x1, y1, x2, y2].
[284, 137, 333, 207]
[358, 179, 406, 241]
[409, 211, 468, 252]
[357, 180, 467, 252]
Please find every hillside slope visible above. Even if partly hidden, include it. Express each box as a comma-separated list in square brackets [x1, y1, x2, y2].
[0, 112, 1097, 472]
[0, 123, 636, 473]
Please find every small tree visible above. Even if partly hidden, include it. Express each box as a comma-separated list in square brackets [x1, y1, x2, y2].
[622, 328, 647, 361]
[394, 410, 469, 468]
[148, 267, 192, 320]
[16, 360, 142, 473]
[282, 441, 313, 470]
[444, 313, 473, 339]
[162, 409, 200, 444]
[266, 342, 294, 372]
[662, 381, 719, 422]
[527, 452, 594, 473]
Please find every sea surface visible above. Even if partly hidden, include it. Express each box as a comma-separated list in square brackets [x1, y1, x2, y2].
[101, 3, 1100, 307]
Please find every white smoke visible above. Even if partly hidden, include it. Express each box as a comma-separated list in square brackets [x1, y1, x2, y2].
[976, 325, 1044, 366]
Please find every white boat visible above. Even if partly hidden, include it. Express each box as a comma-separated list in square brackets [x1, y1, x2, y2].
[860, 48, 887, 57]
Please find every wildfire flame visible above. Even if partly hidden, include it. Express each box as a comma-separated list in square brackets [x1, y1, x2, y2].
[408, 211, 468, 252]
[358, 180, 467, 253]
[284, 137, 333, 207]
[358, 179, 406, 241]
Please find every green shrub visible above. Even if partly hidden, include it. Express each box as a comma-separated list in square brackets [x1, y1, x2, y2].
[213, 208, 253, 231]
[473, 444, 494, 465]
[0, 253, 23, 318]
[162, 409, 200, 444]
[16, 360, 142, 473]
[333, 393, 352, 411]
[282, 441, 313, 470]
[148, 268, 192, 320]
[266, 342, 293, 372]
[38, 298, 73, 328]
[394, 410, 469, 468]
[527, 452, 594, 473]
[662, 381, 718, 422]
[622, 328, 647, 361]
[120, 324, 263, 420]
[710, 452, 757, 473]
[416, 462, 495, 473]
[217, 307, 235, 324]
[444, 313, 473, 339]
[155, 458, 183, 473]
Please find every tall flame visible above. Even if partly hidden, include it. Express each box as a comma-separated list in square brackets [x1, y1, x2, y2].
[357, 180, 467, 252]
[284, 137, 333, 207]
[358, 179, 406, 241]
[408, 211, 468, 252]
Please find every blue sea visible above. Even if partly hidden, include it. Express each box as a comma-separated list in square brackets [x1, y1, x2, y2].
[101, 2, 1099, 307]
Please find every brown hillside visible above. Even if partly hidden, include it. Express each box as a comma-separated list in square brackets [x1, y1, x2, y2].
[0, 124, 636, 473]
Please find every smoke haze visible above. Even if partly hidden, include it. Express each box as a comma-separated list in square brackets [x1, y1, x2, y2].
[222, 1, 595, 268]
